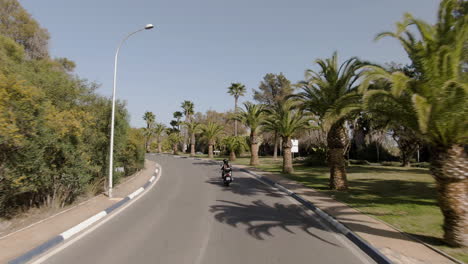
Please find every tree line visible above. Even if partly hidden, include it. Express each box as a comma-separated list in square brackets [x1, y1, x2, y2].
[0, 0, 145, 217]
[144, 0, 467, 247]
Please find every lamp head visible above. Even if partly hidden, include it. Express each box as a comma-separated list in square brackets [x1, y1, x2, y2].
[145, 24, 154, 30]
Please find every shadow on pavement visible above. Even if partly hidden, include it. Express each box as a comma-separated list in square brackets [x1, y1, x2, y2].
[205, 177, 284, 198]
[192, 161, 218, 166]
[210, 200, 340, 247]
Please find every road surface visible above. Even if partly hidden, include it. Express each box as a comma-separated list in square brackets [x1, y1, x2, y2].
[42, 155, 374, 264]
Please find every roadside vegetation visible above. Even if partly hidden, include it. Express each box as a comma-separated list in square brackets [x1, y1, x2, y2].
[0, 0, 145, 218]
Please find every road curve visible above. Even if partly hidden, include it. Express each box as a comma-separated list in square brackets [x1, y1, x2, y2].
[42, 155, 374, 264]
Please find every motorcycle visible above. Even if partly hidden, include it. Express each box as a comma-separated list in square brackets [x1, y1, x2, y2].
[221, 166, 233, 186]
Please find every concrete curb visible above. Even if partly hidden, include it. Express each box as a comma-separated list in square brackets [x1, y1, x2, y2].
[240, 168, 393, 264]
[8, 166, 161, 264]
[172, 155, 392, 264]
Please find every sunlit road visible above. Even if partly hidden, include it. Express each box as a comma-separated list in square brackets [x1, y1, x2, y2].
[43, 155, 374, 264]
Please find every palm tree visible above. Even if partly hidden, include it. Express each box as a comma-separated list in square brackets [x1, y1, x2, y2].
[167, 131, 183, 155]
[173, 111, 183, 130]
[263, 100, 311, 173]
[153, 123, 166, 153]
[181, 101, 195, 152]
[142, 111, 156, 152]
[361, 0, 467, 247]
[222, 136, 247, 161]
[297, 52, 366, 190]
[234, 102, 266, 166]
[201, 122, 224, 158]
[227, 82, 246, 136]
[183, 121, 201, 157]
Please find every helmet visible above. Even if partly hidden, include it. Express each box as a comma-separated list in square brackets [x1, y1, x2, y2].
[223, 159, 229, 164]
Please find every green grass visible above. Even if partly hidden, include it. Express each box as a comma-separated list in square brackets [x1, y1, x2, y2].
[211, 155, 468, 263]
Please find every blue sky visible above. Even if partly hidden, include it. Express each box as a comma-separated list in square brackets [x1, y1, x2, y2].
[21, 0, 439, 128]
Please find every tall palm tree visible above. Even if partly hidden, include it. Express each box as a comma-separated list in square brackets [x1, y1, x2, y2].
[263, 100, 311, 173]
[201, 122, 224, 158]
[234, 102, 266, 166]
[361, 0, 467, 247]
[153, 123, 166, 153]
[142, 111, 156, 152]
[183, 121, 201, 157]
[181, 101, 195, 152]
[297, 52, 366, 190]
[227, 83, 246, 136]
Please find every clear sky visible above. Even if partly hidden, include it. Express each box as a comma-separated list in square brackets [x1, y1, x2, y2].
[21, 0, 439, 128]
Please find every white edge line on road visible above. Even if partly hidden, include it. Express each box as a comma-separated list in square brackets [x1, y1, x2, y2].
[0, 196, 100, 241]
[31, 164, 163, 264]
[127, 187, 144, 200]
[60, 211, 107, 240]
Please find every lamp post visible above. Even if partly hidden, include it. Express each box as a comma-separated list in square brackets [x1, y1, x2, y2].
[108, 24, 154, 198]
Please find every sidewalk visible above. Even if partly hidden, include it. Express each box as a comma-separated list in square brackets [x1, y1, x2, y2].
[0, 160, 157, 263]
[234, 164, 456, 264]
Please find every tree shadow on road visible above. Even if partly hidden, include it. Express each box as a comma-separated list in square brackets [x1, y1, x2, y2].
[210, 200, 340, 247]
[205, 177, 284, 198]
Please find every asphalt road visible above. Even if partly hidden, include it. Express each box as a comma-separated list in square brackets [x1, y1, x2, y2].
[43, 154, 374, 264]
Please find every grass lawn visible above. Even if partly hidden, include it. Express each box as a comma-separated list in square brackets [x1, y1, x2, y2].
[203, 155, 467, 263]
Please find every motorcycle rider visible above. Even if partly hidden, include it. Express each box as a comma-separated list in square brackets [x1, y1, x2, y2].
[221, 159, 231, 179]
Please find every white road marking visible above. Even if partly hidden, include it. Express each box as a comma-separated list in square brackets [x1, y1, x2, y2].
[31, 164, 163, 264]
[60, 211, 107, 240]
[128, 187, 144, 200]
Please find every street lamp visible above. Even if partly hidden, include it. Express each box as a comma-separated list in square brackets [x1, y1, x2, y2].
[108, 24, 154, 198]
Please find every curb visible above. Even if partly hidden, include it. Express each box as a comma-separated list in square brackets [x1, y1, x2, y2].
[8, 166, 161, 264]
[171, 155, 392, 264]
[238, 168, 393, 264]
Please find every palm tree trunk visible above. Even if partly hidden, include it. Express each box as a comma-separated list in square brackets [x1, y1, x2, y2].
[230, 150, 236, 161]
[234, 97, 238, 136]
[431, 144, 468, 247]
[273, 131, 278, 160]
[327, 123, 348, 190]
[208, 144, 214, 159]
[190, 133, 196, 157]
[282, 136, 293, 173]
[250, 133, 260, 166]
[173, 143, 178, 155]
[158, 142, 162, 153]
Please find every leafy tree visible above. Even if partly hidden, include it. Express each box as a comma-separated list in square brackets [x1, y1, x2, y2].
[201, 122, 224, 158]
[297, 52, 366, 190]
[263, 100, 311, 173]
[361, 0, 468, 246]
[0, 0, 49, 59]
[253, 73, 293, 159]
[227, 82, 246, 136]
[234, 102, 266, 165]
